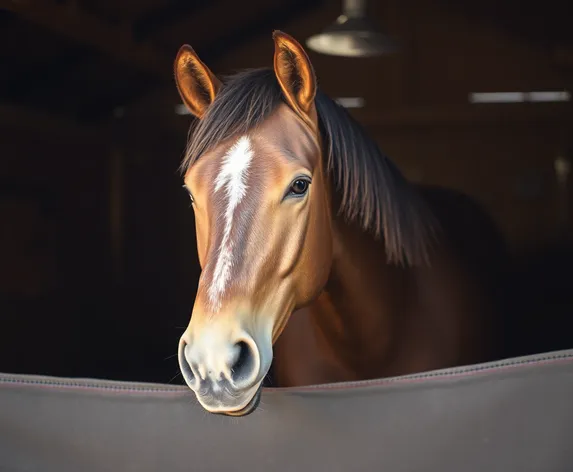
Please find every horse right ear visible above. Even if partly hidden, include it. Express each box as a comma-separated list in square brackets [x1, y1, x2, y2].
[174, 45, 222, 119]
[272, 30, 318, 132]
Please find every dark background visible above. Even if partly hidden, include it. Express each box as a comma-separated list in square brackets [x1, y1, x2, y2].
[1, 0, 572, 385]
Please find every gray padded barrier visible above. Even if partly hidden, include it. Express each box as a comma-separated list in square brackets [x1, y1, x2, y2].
[1, 349, 573, 472]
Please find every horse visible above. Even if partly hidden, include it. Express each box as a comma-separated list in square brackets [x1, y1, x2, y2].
[173, 30, 510, 417]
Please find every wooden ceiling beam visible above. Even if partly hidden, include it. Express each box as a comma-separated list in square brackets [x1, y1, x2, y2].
[211, 0, 333, 72]
[153, 0, 287, 57]
[0, 0, 171, 81]
[133, 0, 213, 42]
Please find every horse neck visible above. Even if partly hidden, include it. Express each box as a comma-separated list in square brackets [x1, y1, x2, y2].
[308, 213, 414, 376]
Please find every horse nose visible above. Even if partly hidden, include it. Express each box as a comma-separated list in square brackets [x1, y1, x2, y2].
[178, 332, 260, 392]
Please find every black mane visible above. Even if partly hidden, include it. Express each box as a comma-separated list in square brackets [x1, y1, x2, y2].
[181, 68, 437, 265]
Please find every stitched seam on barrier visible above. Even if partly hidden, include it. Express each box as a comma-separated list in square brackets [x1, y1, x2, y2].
[281, 353, 573, 392]
[0, 352, 572, 393]
[0, 379, 187, 394]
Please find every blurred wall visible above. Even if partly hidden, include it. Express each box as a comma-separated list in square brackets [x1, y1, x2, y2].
[210, 0, 572, 251]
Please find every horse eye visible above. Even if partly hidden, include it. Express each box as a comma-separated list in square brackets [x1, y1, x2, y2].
[290, 179, 309, 196]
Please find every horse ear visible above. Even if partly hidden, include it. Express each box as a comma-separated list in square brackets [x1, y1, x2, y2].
[272, 30, 318, 130]
[174, 45, 222, 119]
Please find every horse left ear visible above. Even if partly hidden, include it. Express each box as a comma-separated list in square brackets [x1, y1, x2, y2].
[272, 30, 318, 131]
[174, 44, 222, 119]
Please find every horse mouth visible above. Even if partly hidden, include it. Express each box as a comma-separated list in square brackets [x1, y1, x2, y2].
[217, 385, 262, 418]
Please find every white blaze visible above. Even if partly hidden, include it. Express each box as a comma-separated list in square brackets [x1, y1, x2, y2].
[207, 136, 253, 311]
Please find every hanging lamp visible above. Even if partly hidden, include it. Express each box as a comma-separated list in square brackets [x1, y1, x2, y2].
[306, 0, 398, 57]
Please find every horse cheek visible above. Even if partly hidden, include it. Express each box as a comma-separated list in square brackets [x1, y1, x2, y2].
[296, 203, 332, 306]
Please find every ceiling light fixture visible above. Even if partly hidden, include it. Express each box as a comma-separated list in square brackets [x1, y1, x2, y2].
[306, 0, 398, 58]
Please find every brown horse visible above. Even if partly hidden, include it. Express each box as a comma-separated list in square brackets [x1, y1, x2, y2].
[174, 31, 509, 417]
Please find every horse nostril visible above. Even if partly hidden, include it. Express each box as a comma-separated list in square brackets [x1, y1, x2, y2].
[179, 340, 196, 385]
[230, 341, 256, 386]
